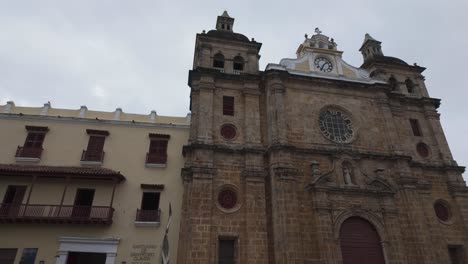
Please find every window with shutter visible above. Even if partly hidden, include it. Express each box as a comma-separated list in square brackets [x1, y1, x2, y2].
[24, 133, 45, 148]
[146, 134, 170, 165]
[16, 126, 48, 159]
[223, 96, 234, 116]
[82, 130, 109, 162]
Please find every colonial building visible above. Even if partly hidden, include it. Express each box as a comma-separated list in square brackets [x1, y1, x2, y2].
[177, 12, 467, 264]
[0, 103, 189, 263]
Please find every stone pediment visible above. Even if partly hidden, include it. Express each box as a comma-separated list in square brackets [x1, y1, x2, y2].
[366, 176, 396, 193]
[266, 52, 383, 85]
[265, 31, 385, 85]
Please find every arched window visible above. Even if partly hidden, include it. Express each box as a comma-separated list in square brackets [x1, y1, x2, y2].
[340, 217, 385, 264]
[233, 56, 244, 71]
[405, 79, 415, 93]
[213, 53, 225, 69]
[388, 76, 398, 91]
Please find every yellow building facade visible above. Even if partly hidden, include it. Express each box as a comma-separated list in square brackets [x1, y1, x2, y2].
[0, 102, 190, 264]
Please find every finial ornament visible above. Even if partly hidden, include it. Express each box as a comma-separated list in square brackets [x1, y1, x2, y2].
[304, 33, 308, 39]
[314, 27, 322, 34]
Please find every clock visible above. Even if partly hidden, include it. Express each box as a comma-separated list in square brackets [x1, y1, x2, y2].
[318, 109, 354, 143]
[314, 57, 333, 72]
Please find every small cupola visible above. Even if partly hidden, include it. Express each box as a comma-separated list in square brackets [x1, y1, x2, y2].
[296, 28, 340, 57]
[359, 33, 384, 62]
[216, 11, 234, 32]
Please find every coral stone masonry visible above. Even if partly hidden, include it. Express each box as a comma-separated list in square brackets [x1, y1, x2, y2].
[177, 12, 467, 264]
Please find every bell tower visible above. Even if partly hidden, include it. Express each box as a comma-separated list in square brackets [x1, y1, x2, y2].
[359, 33, 384, 62]
[215, 11, 234, 31]
[178, 12, 267, 264]
[191, 11, 262, 74]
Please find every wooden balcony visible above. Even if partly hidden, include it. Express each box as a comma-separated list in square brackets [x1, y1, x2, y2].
[15, 146, 43, 159]
[80, 150, 105, 163]
[0, 203, 114, 225]
[135, 209, 160, 223]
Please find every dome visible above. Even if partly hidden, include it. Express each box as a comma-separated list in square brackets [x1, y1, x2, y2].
[206, 30, 250, 42]
[362, 55, 408, 68]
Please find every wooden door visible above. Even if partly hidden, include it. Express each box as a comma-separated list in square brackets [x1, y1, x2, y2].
[72, 189, 95, 218]
[1, 185, 26, 216]
[340, 217, 385, 264]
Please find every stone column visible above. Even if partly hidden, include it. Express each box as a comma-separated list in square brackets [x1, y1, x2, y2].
[242, 169, 268, 264]
[270, 166, 302, 263]
[242, 87, 262, 146]
[424, 109, 454, 162]
[177, 167, 215, 264]
[266, 76, 287, 145]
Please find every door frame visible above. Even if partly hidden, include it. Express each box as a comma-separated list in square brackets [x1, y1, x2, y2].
[56, 237, 119, 264]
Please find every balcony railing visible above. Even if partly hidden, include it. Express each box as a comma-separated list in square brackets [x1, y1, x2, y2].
[214, 67, 225, 73]
[15, 146, 43, 159]
[0, 203, 114, 225]
[146, 153, 167, 165]
[81, 150, 105, 162]
[135, 208, 160, 223]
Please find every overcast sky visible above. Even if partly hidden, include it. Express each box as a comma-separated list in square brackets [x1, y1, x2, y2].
[1, 0, 467, 175]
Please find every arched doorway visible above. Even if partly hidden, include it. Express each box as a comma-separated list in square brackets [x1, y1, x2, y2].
[340, 217, 385, 264]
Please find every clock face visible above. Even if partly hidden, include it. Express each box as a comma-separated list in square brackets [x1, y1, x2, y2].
[314, 57, 333, 72]
[319, 109, 354, 143]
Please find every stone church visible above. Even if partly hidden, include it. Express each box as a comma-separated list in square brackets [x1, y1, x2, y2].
[177, 11, 468, 264]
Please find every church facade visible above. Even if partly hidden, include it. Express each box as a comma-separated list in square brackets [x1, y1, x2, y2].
[177, 12, 468, 264]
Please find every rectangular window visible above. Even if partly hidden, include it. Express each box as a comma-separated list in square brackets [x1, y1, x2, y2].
[410, 119, 422, 136]
[136, 192, 161, 222]
[82, 129, 109, 162]
[82, 136, 106, 161]
[146, 134, 170, 165]
[141, 192, 160, 210]
[449, 245, 464, 264]
[223, 96, 234, 116]
[0, 248, 18, 264]
[19, 248, 38, 264]
[24, 133, 45, 148]
[16, 126, 48, 159]
[218, 239, 235, 264]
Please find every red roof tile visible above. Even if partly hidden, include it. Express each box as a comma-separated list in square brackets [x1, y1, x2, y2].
[0, 164, 125, 182]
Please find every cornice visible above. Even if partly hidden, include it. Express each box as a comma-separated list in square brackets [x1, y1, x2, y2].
[0, 113, 190, 130]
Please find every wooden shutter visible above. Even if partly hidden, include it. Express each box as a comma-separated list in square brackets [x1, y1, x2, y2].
[340, 217, 385, 264]
[223, 96, 234, 116]
[87, 136, 105, 153]
[149, 140, 168, 156]
[24, 133, 45, 148]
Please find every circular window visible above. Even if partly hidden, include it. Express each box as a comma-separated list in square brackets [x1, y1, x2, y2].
[416, 142, 430, 158]
[434, 201, 450, 222]
[220, 124, 236, 140]
[318, 109, 354, 143]
[218, 188, 237, 210]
